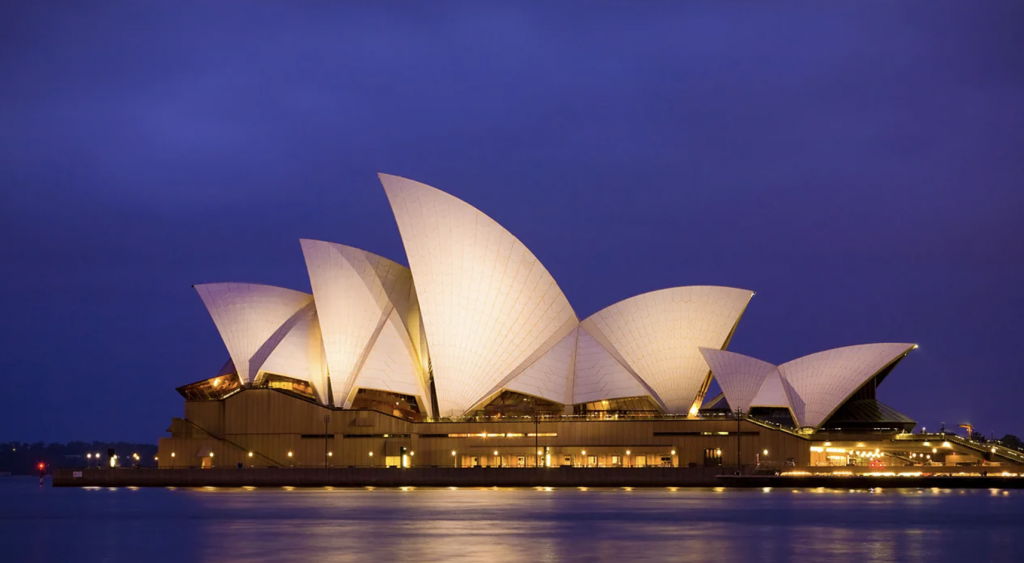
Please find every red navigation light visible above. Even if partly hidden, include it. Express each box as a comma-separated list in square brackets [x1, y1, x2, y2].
[37, 462, 45, 470]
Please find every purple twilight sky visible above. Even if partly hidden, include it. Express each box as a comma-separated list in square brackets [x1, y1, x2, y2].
[1, 1, 1022, 443]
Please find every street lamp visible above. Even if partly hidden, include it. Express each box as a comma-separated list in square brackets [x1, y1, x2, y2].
[534, 414, 540, 468]
[323, 414, 331, 469]
[735, 407, 744, 470]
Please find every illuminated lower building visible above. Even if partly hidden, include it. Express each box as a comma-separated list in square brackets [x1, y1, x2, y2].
[157, 175, 1022, 470]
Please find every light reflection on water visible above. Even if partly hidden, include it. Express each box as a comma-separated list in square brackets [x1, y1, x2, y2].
[2, 477, 1022, 562]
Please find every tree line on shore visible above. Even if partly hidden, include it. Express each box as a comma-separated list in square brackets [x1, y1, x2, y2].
[0, 441, 158, 475]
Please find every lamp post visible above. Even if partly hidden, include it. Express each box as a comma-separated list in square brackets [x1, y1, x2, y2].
[534, 414, 539, 468]
[323, 414, 331, 469]
[734, 407, 744, 472]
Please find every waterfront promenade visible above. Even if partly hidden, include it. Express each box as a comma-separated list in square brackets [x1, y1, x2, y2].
[52, 466, 1024, 489]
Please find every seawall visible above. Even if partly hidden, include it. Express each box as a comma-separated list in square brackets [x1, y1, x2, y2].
[53, 467, 725, 488]
[52, 467, 1024, 489]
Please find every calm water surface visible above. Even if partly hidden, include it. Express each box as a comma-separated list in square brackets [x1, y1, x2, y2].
[2, 477, 1022, 562]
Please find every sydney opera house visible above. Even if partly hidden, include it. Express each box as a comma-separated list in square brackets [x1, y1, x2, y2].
[158, 174, 1018, 471]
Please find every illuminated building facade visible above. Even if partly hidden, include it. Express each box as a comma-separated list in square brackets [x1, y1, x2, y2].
[158, 175, 1021, 471]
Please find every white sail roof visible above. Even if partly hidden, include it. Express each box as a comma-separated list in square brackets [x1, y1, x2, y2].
[699, 348, 777, 414]
[501, 327, 579, 405]
[380, 174, 578, 417]
[194, 283, 315, 385]
[344, 306, 432, 414]
[778, 343, 916, 430]
[571, 326, 651, 404]
[751, 369, 789, 408]
[260, 306, 329, 403]
[580, 286, 754, 414]
[300, 240, 429, 413]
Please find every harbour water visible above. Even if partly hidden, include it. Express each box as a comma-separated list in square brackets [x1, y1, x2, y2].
[3, 477, 1022, 562]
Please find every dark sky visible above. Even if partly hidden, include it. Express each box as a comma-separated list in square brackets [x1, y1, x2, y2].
[2, 2, 1022, 443]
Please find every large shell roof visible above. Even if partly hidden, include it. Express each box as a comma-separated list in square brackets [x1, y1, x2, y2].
[582, 286, 753, 414]
[703, 343, 917, 430]
[190, 174, 914, 423]
[380, 173, 579, 417]
[778, 343, 916, 430]
[194, 282, 323, 397]
[300, 240, 430, 413]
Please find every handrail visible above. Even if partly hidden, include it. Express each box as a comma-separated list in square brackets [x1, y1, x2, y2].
[893, 432, 1024, 464]
[179, 418, 284, 468]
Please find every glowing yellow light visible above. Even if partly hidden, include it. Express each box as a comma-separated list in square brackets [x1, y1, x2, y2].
[248, 452, 253, 457]
[923, 442, 931, 447]
[626, 450, 631, 455]
[824, 442, 832, 447]
[493, 451, 499, 456]
[991, 447, 997, 453]
[581, 450, 586, 456]
[213, 377, 221, 388]
[209, 452, 214, 457]
[763, 449, 769, 456]
[688, 405, 699, 416]
[671, 450, 676, 455]
[287, 451, 293, 457]
[451, 450, 456, 456]
[171, 453, 175, 458]
[410, 452, 414, 456]
[942, 441, 951, 448]
[328, 452, 333, 457]
[368, 452, 373, 457]
[932, 448, 937, 454]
